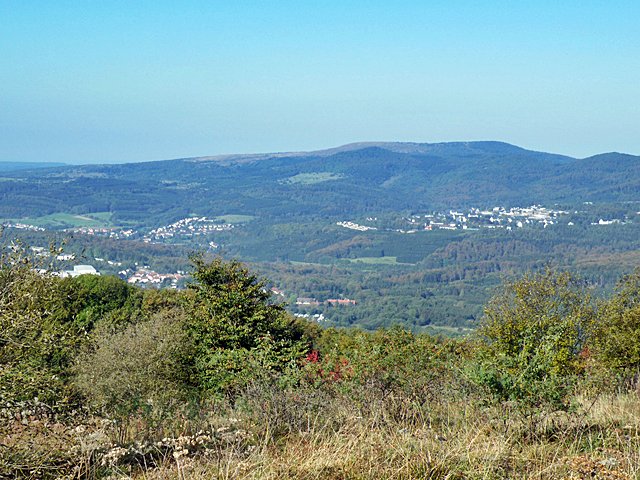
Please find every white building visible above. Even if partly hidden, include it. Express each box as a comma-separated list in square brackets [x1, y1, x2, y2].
[60, 265, 100, 278]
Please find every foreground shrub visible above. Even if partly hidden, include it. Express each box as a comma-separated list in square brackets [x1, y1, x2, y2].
[0, 242, 81, 409]
[473, 269, 595, 414]
[307, 327, 472, 426]
[75, 307, 194, 433]
[594, 269, 640, 387]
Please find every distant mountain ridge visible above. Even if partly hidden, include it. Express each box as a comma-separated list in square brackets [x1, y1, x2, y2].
[0, 142, 638, 227]
[181, 141, 577, 165]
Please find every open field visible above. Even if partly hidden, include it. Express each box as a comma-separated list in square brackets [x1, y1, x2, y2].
[281, 172, 345, 185]
[7, 212, 116, 228]
[344, 256, 414, 265]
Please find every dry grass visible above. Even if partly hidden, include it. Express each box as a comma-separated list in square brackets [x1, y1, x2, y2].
[4, 382, 640, 479]
[126, 394, 640, 480]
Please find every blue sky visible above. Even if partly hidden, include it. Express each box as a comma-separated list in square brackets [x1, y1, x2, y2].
[1, 1, 639, 163]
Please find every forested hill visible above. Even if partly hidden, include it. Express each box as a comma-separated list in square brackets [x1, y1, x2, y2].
[0, 141, 638, 225]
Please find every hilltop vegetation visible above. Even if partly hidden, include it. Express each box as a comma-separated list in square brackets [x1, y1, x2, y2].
[2, 242, 640, 478]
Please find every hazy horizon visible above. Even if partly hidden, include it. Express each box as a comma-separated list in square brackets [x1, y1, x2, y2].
[2, 1, 639, 164]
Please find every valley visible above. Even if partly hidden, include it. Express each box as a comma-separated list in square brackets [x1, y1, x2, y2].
[2, 141, 639, 332]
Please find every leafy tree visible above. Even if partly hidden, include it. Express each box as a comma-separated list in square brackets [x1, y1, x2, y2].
[186, 254, 310, 395]
[57, 274, 143, 331]
[473, 269, 595, 413]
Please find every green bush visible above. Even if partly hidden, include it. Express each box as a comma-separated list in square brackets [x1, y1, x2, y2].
[186, 255, 310, 395]
[306, 326, 470, 425]
[593, 269, 640, 385]
[0, 243, 81, 408]
[74, 308, 193, 424]
[57, 274, 144, 331]
[472, 269, 595, 413]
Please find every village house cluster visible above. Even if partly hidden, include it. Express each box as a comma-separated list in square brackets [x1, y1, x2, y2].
[295, 297, 357, 306]
[2, 222, 45, 232]
[144, 217, 234, 243]
[410, 205, 570, 231]
[591, 218, 625, 226]
[69, 227, 137, 239]
[336, 221, 377, 231]
[94, 257, 123, 267]
[338, 205, 577, 234]
[293, 313, 327, 322]
[126, 268, 185, 288]
[25, 246, 186, 288]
